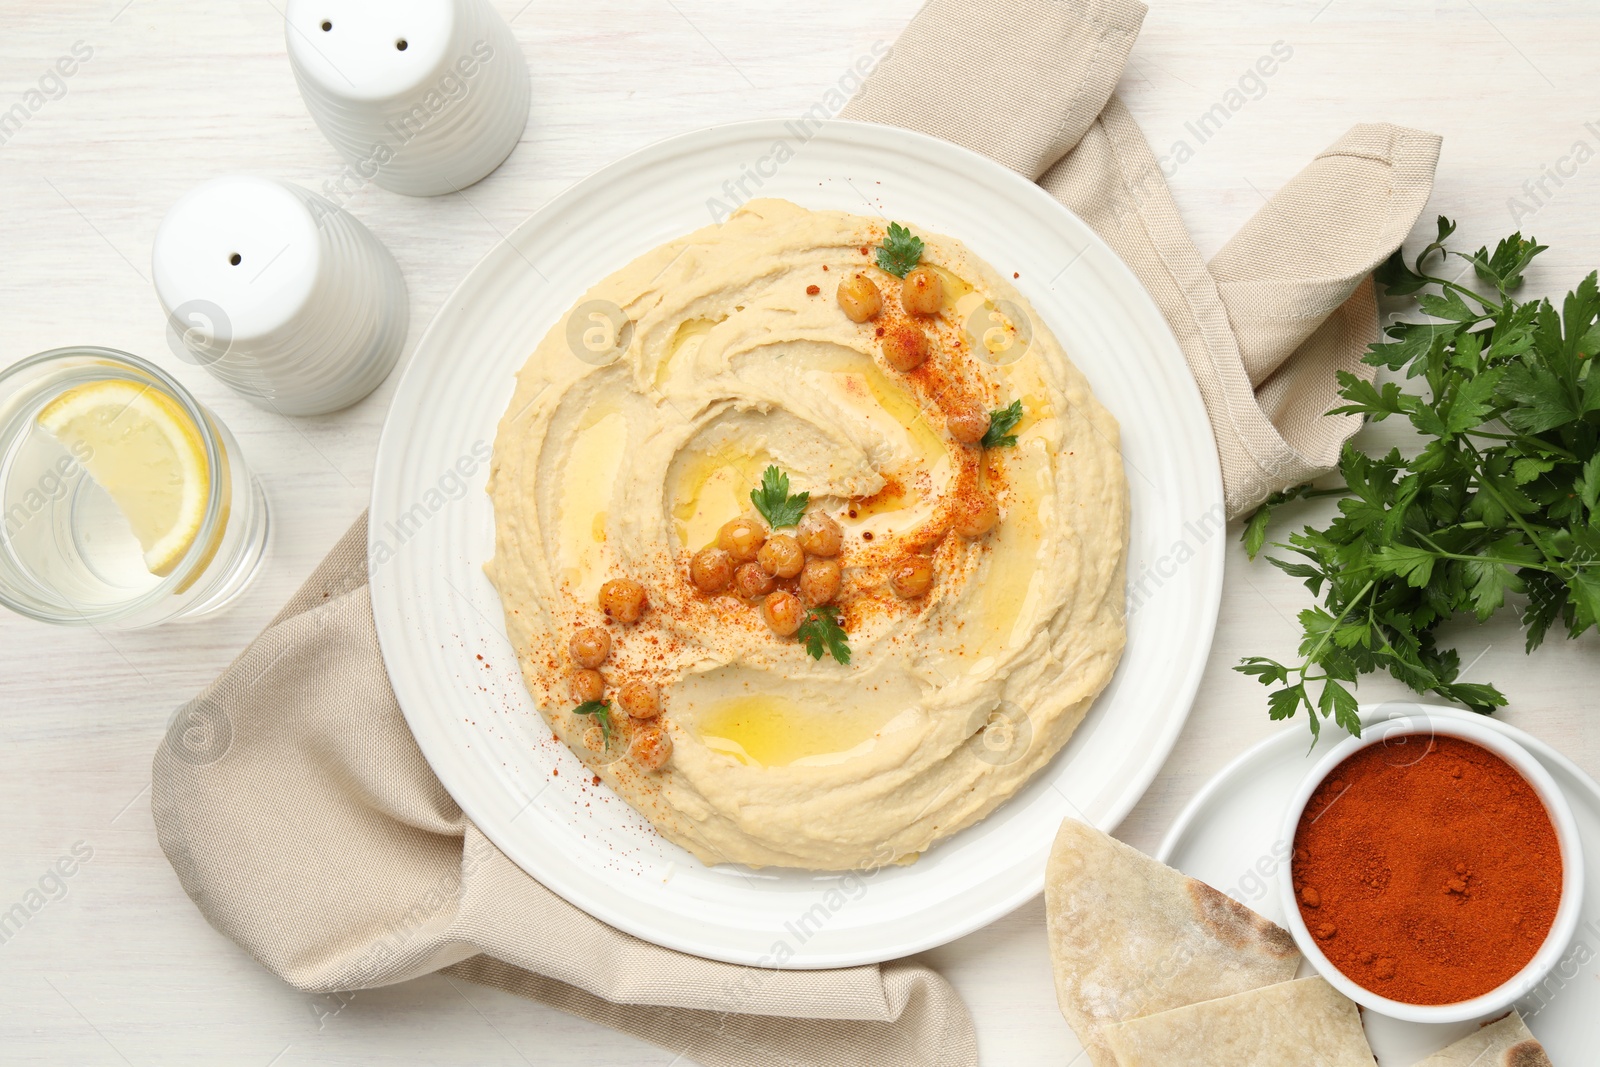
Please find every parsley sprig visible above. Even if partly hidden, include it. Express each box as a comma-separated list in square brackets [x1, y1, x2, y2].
[797, 605, 852, 665]
[1239, 217, 1600, 738]
[981, 399, 1024, 449]
[573, 700, 615, 747]
[876, 222, 924, 278]
[750, 465, 809, 528]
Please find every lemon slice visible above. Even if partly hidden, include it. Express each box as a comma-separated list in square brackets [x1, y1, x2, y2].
[36, 379, 212, 578]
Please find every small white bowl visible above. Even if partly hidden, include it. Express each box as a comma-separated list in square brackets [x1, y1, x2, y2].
[1278, 711, 1585, 1024]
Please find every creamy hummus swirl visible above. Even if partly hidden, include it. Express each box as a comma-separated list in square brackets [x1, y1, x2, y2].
[487, 198, 1127, 870]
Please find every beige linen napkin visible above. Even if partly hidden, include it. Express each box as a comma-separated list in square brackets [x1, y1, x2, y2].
[153, 2, 1444, 1063]
[844, 0, 1441, 516]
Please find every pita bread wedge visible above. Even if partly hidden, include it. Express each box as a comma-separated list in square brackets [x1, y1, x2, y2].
[1413, 1013, 1552, 1067]
[1103, 977, 1375, 1067]
[1044, 819, 1301, 1067]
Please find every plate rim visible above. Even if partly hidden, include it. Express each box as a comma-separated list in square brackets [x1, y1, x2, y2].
[370, 116, 1225, 966]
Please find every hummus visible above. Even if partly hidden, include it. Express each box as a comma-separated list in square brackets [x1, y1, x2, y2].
[487, 198, 1127, 870]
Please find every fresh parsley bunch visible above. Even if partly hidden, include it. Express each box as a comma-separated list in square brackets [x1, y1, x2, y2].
[1240, 218, 1600, 738]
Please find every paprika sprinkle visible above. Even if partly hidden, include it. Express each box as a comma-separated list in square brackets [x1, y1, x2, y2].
[1292, 734, 1562, 1006]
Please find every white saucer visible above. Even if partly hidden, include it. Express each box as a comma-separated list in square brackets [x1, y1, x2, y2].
[1158, 704, 1600, 1064]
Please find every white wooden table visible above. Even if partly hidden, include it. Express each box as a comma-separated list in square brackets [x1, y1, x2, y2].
[3, 2, 1597, 1063]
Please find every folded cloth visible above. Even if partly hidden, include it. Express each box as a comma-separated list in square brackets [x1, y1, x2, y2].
[153, 2, 1443, 1063]
[844, 0, 1441, 516]
[154, 517, 977, 1067]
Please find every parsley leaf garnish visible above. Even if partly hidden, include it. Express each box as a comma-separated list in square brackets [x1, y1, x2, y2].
[750, 465, 809, 528]
[797, 605, 851, 665]
[573, 700, 614, 747]
[1236, 217, 1600, 739]
[876, 222, 924, 278]
[981, 399, 1024, 448]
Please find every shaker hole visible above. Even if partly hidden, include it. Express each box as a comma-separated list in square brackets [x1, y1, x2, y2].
[396, 39, 409, 51]
[321, 20, 332, 31]
[229, 253, 242, 266]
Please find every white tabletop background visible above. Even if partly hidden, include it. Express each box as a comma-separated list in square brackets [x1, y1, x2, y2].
[2, 1, 1598, 1064]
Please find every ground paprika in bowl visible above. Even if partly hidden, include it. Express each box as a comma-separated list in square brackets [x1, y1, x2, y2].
[1277, 712, 1585, 1025]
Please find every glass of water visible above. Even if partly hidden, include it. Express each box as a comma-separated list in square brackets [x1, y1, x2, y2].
[0, 347, 269, 628]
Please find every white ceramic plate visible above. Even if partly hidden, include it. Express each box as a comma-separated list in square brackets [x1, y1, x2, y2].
[370, 119, 1224, 967]
[1159, 704, 1600, 1064]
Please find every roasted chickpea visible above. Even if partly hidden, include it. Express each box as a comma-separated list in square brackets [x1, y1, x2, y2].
[763, 589, 805, 636]
[569, 626, 611, 668]
[901, 266, 945, 316]
[799, 557, 842, 605]
[630, 723, 674, 771]
[570, 668, 605, 704]
[735, 561, 777, 598]
[599, 578, 648, 623]
[946, 400, 991, 445]
[690, 547, 734, 594]
[890, 556, 935, 599]
[953, 494, 1000, 539]
[796, 510, 842, 557]
[757, 533, 805, 579]
[617, 680, 662, 720]
[717, 517, 768, 562]
[882, 325, 930, 372]
[837, 273, 884, 323]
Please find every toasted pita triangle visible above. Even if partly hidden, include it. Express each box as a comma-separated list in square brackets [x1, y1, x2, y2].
[1102, 977, 1375, 1067]
[1414, 1013, 1551, 1067]
[1044, 819, 1301, 1067]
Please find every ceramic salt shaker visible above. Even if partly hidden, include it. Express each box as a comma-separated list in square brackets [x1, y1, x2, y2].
[284, 0, 531, 197]
[151, 175, 409, 416]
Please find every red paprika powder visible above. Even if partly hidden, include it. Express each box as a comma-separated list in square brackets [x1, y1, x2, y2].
[1292, 734, 1562, 1005]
